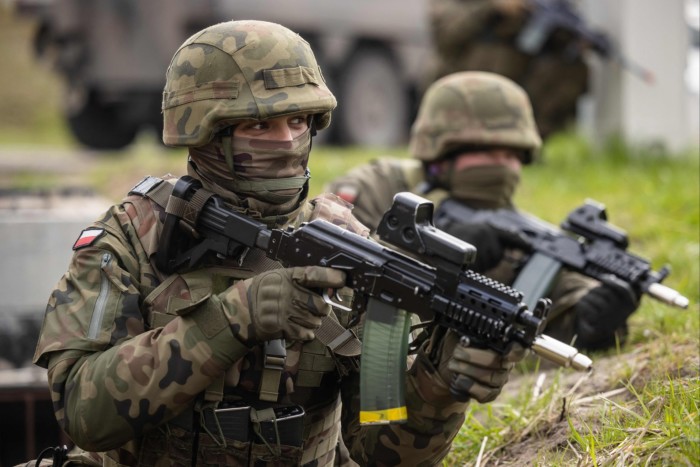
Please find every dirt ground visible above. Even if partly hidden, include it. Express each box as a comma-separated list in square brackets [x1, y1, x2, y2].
[469, 339, 699, 466]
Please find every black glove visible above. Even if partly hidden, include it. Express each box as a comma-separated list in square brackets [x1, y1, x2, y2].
[574, 275, 641, 350]
[446, 222, 504, 272]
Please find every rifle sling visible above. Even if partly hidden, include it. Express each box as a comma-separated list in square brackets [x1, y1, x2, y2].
[315, 318, 361, 357]
[512, 252, 562, 310]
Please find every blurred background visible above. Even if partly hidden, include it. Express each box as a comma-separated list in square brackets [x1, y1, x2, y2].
[0, 0, 697, 465]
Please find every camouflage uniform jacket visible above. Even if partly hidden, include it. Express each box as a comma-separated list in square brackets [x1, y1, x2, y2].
[428, 0, 589, 138]
[33, 175, 469, 466]
[325, 157, 604, 348]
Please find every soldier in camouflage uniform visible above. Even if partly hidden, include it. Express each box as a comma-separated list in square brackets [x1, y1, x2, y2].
[32, 22, 525, 466]
[427, 0, 590, 140]
[327, 71, 640, 353]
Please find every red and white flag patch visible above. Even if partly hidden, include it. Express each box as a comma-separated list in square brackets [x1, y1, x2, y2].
[73, 228, 105, 250]
[335, 185, 358, 204]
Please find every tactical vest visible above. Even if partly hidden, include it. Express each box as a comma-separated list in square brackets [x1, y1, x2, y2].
[102, 176, 364, 467]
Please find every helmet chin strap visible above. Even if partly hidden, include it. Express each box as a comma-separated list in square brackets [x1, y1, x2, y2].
[308, 116, 317, 160]
[219, 126, 236, 174]
[423, 157, 457, 193]
[309, 115, 318, 138]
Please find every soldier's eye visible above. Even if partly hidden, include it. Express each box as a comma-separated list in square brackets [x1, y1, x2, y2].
[288, 116, 310, 131]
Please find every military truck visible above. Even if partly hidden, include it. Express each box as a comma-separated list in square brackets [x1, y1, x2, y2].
[14, 0, 431, 150]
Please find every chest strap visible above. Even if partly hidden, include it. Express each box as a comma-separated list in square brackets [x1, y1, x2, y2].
[260, 339, 287, 402]
[315, 317, 361, 357]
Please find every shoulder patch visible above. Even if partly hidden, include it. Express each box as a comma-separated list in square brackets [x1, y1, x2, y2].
[334, 184, 358, 204]
[129, 176, 163, 196]
[73, 228, 105, 250]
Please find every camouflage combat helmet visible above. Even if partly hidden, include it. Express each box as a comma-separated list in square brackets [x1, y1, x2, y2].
[409, 71, 542, 164]
[162, 20, 336, 147]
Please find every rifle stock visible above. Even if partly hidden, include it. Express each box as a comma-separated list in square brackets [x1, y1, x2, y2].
[157, 177, 592, 425]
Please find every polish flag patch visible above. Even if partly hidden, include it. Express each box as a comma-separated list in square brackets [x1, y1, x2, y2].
[73, 228, 105, 250]
[335, 185, 358, 204]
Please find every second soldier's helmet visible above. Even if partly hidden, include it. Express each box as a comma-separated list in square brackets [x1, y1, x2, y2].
[162, 20, 336, 147]
[409, 71, 542, 164]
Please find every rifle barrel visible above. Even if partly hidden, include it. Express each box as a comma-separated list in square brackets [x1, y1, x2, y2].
[531, 334, 593, 371]
[647, 282, 690, 309]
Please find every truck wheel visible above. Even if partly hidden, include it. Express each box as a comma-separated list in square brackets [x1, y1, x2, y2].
[67, 91, 139, 150]
[336, 48, 409, 147]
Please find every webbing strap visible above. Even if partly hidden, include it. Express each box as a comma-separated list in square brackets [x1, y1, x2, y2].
[165, 186, 215, 226]
[315, 316, 361, 357]
[204, 377, 225, 403]
[145, 178, 174, 207]
[259, 339, 286, 402]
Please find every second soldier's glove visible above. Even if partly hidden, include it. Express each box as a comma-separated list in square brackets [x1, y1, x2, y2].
[437, 330, 527, 403]
[574, 274, 641, 350]
[447, 222, 505, 272]
[219, 266, 346, 345]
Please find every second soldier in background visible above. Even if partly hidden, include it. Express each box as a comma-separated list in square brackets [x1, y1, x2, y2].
[327, 71, 641, 353]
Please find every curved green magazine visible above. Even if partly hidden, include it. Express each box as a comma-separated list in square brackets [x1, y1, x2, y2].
[359, 297, 411, 425]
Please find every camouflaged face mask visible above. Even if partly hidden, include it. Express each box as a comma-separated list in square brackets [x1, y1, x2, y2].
[230, 128, 310, 182]
[189, 128, 311, 204]
[449, 164, 521, 209]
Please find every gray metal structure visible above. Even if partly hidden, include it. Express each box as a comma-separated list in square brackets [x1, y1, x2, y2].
[15, 0, 431, 149]
[0, 189, 110, 368]
[0, 188, 110, 465]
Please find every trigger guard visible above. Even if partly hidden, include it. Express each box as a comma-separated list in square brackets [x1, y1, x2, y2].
[323, 288, 352, 312]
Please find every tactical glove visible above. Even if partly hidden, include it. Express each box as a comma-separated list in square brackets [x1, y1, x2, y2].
[220, 266, 346, 345]
[447, 222, 505, 272]
[574, 274, 640, 350]
[437, 330, 527, 403]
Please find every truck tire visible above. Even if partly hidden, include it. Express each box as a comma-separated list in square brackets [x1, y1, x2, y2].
[336, 48, 409, 147]
[67, 91, 139, 151]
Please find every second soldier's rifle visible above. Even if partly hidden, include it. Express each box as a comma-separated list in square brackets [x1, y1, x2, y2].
[435, 199, 689, 311]
[156, 176, 592, 425]
[516, 0, 654, 84]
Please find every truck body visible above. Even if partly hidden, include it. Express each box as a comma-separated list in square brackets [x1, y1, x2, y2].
[15, 0, 432, 149]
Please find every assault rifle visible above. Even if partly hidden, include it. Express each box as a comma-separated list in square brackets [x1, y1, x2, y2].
[517, 0, 654, 84]
[156, 176, 592, 425]
[435, 199, 689, 311]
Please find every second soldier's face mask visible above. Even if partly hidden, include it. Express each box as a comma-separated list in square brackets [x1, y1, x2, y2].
[448, 164, 521, 209]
